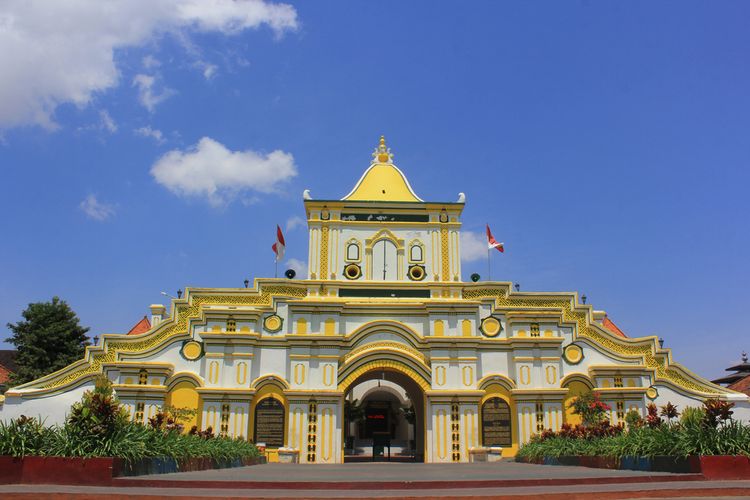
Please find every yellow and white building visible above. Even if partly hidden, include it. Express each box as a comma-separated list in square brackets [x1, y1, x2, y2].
[1, 137, 748, 463]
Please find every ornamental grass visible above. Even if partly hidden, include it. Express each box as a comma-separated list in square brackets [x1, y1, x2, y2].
[0, 377, 259, 462]
[517, 398, 750, 460]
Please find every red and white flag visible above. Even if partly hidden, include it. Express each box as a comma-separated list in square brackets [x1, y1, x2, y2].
[486, 224, 504, 253]
[271, 225, 285, 262]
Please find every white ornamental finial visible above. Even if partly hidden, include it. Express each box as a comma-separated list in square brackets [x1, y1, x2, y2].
[371, 135, 393, 164]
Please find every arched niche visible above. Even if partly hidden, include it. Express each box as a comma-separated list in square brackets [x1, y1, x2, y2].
[480, 381, 518, 456]
[250, 378, 289, 448]
[253, 396, 285, 448]
[561, 374, 594, 426]
[165, 373, 203, 432]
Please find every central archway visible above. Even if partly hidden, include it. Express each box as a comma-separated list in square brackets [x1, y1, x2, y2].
[339, 358, 429, 462]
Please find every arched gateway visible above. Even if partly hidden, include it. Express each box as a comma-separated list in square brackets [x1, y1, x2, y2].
[1, 136, 748, 463]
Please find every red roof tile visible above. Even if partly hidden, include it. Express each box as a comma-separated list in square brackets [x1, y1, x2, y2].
[602, 317, 627, 338]
[728, 375, 750, 397]
[127, 316, 151, 336]
[0, 365, 11, 385]
[0, 350, 17, 385]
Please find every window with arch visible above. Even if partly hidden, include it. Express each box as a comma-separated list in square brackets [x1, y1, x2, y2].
[346, 240, 361, 262]
[408, 240, 424, 263]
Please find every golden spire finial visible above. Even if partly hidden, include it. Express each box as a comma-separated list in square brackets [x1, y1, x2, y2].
[372, 135, 393, 164]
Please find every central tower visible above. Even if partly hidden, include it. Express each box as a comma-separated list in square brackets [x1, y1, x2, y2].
[303, 136, 465, 283]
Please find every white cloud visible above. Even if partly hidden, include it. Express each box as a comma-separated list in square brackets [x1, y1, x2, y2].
[79, 194, 115, 221]
[0, 0, 298, 129]
[286, 215, 305, 231]
[151, 136, 297, 206]
[99, 110, 117, 133]
[461, 230, 489, 262]
[133, 73, 175, 112]
[199, 61, 218, 80]
[142, 55, 161, 69]
[284, 258, 307, 278]
[134, 126, 165, 144]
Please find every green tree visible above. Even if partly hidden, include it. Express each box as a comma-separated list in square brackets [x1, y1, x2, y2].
[6, 296, 90, 385]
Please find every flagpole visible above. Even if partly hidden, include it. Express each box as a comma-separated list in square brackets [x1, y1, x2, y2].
[487, 246, 491, 282]
[275, 259, 278, 279]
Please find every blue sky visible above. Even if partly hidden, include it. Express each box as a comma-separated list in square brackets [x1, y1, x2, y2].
[1, 1, 748, 380]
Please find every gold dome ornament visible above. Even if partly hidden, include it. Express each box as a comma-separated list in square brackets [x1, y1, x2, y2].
[479, 316, 502, 337]
[263, 314, 284, 333]
[372, 135, 393, 164]
[344, 263, 362, 280]
[408, 265, 426, 281]
[563, 344, 584, 364]
[181, 340, 204, 361]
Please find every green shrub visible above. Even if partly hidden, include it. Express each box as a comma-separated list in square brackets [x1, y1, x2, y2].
[624, 409, 643, 429]
[0, 415, 52, 457]
[680, 406, 705, 427]
[518, 400, 750, 460]
[0, 377, 259, 463]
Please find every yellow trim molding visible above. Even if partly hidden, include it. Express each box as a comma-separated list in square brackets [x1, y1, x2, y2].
[338, 359, 431, 392]
[463, 284, 730, 397]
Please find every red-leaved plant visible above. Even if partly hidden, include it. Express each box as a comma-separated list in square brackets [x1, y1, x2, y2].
[660, 402, 680, 423]
[703, 399, 734, 428]
[537, 421, 623, 441]
[646, 403, 662, 428]
[568, 391, 612, 427]
[189, 425, 215, 439]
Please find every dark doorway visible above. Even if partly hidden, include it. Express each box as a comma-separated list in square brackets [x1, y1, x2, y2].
[343, 369, 424, 462]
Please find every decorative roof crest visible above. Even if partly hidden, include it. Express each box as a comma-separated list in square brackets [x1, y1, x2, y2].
[371, 135, 393, 164]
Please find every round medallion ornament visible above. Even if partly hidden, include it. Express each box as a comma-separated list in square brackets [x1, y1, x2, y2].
[563, 344, 584, 365]
[646, 386, 659, 400]
[408, 265, 425, 281]
[263, 314, 283, 333]
[479, 316, 502, 337]
[344, 263, 362, 280]
[181, 340, 204, 361]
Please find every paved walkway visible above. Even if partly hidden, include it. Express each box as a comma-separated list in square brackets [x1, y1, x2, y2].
[3, 462, 750, 499]
[1, 480, 750, 499]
